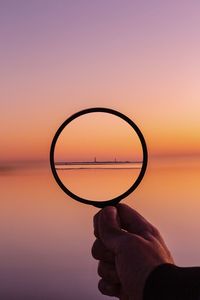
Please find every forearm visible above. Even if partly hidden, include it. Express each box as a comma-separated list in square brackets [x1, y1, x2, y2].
[143, 263, 200, 300]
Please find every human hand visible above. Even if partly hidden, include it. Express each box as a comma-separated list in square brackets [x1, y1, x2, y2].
[92, 204, 174, 300]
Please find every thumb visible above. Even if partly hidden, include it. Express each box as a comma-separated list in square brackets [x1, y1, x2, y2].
[117, 203, 160, 241]
[98, 206, 126, 253]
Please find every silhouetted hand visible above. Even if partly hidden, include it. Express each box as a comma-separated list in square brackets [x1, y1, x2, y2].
[92, 204, 174, 300]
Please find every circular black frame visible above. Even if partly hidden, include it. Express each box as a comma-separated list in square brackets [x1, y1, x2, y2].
[50, 107, 148, 208]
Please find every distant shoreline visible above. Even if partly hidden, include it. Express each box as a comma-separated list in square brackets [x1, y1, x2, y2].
[55, 161, 142, 166]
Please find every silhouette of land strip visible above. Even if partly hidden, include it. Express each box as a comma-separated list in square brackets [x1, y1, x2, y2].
[55, 160, 142, 170]
[55, 160, 142, 165]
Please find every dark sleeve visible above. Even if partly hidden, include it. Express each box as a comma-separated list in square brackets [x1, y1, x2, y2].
[143, 263, 200, 300]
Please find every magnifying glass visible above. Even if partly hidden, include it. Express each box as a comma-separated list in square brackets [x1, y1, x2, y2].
[50, 107, 148, 208]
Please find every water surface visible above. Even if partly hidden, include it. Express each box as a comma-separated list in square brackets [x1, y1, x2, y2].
[1, 157, 200, 299]
[56, 162, 142, 201]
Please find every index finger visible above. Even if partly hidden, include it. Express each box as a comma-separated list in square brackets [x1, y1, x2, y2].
[93, 209, 101, 238]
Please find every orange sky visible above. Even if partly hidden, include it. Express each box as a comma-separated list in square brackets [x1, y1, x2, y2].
[54, 112, 143, 162]
[1, 1, 200, 162]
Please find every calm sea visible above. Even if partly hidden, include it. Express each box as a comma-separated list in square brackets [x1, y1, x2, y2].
[56, 162, 142, 201]
[1, 157, 200, 299]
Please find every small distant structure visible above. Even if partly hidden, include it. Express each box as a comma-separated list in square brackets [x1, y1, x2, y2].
[94, 157, 97, 163]
[114, 157, 117, 163]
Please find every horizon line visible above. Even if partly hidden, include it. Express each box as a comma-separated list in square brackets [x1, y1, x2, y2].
[55, 160, 143, 165]
[0, 152, 200, 166]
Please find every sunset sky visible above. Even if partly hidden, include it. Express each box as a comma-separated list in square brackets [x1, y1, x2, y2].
[1, 1, 200, 162]
[1, 3, 200, 299]
[54, 112, 143, 162]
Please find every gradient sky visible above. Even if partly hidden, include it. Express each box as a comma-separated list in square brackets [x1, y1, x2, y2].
[1, 1, 200, 161]
[54, 112, 143, 162]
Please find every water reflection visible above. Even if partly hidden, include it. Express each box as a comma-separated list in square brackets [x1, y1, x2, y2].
[0, 157, 200, 299]
[56, 163, 142, 201]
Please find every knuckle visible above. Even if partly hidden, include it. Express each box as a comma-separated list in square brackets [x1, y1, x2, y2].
[93, 229, 98, 238]
[98, 279, 119, 297]
[150, 225, 161, 237]
[93, 210, 102, 238]
[91, 239, 115, 263]
[98, 279, 105, 294]
[93, 210, 101, 227]
[98, 279, 110, 296]
[91, 240, 99, 259]
[97, 261, 119, 283]
[97, 261, 104, 277]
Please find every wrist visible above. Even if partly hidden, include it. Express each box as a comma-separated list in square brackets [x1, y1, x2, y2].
[143, 263, 200, 300]
[143, 263, 176, 300]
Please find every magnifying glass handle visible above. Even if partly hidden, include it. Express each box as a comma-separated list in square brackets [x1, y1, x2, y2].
[92, 200, 120, 209]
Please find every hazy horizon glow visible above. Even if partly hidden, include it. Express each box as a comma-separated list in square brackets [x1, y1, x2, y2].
[1, 1, 200, 162]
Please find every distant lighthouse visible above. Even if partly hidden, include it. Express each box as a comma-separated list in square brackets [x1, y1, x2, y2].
[94, 157, 97, 163]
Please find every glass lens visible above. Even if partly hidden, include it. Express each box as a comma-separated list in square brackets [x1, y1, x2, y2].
[54, 112, 143, 201]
